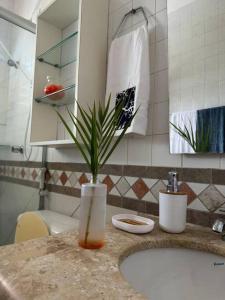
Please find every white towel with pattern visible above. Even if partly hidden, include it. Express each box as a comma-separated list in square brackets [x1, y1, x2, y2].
[106, 25, 150, 135]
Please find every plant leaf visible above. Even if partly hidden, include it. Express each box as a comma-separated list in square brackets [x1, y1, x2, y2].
[67, 109, 91, 154]
[56, 111, 91, 167]
[100, 109, 138, 167]
[57, 95, 138, 179]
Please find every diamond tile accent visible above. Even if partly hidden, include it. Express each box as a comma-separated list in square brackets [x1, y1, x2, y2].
[79, 173, 89, 185]
[124, 188, 138, 199]
[69, 172, 78, 187]
[110, 175, 121, 184]
[132, 178, 149, 199]
[32, 169, 38, 181]
[36, 169, 41, 182]
[21, 168, 25, 178]
[15, 167, 20, 178]
[188, 198, 209, 212]
[187, 182, 208, 196]
[48, 170, 55, 184]
[215, 185, 225, 197]
[25, 168, 31, 180]
[45, 170, 51, 183]
[125, 176, 138, 186]
[52, 171, 59, 185]
[142, 178, 158, 189]
[199, 185, 225, 212]
[65, 171, 72, 178]
[116, 177, 130, 196]
[142, 191, 158, 203]
[98, 174, 106, 183]
[5, 166, 9, 176]
[60, 172, 68, 186]
[180, 182, 197, 205]
[150, 180, 166, 202]
[11, 167, 15, 177]
[215, 203, 225, 215]
[103, 175, 114, 193]
[109, 187, 121, 196]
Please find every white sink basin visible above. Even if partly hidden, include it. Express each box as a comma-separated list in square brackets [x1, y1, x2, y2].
[120, 248, 225, 300]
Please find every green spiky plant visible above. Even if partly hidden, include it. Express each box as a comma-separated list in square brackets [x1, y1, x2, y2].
[170, 120, 210, 153]
[57, 96, 137, 248]
[57, 96, 137, 183]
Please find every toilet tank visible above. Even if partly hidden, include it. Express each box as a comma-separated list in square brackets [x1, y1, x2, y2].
[15, 210, 78, 243]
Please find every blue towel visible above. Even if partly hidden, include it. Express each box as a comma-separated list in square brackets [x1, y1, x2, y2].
[197, 106, 225, 153]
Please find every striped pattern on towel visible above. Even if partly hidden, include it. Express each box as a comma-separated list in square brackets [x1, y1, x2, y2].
[197, 106, 225, 153]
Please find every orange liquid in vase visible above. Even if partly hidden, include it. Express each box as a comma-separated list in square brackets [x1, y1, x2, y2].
[79, 239, 105, 249]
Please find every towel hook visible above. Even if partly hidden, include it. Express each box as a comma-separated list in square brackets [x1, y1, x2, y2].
[114, 6, 148, 39]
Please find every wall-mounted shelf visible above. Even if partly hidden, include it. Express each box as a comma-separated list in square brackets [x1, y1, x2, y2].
[37, 31, 78, 68]
[35, 84, 75, 106]
[30, 0, 109, 147]
[30, 139, 74, 147]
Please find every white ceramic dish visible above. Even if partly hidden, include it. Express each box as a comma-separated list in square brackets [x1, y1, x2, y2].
[112, 214, 155, 234]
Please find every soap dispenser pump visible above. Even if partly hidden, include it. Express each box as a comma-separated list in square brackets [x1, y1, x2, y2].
[159, 171, 187, 233]
[167, 171, 179, 193]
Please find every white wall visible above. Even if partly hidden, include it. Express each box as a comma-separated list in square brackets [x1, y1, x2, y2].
[169, 0, 225, 113]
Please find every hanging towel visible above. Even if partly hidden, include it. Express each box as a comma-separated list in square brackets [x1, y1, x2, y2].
[106, 25, 150, 135]
[197, 106, 225, 153]
[170, 111, 197, 154]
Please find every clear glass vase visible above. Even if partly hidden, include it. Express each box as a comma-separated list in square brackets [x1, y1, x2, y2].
[78, 181, 107, 249]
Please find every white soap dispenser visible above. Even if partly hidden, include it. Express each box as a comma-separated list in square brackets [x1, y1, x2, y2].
[159, 171, 187, 233]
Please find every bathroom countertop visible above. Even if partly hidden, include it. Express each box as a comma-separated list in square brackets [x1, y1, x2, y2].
[0, 218, 225, 300]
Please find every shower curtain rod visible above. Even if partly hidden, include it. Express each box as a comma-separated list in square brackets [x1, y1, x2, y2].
[0, 6, 36, 34]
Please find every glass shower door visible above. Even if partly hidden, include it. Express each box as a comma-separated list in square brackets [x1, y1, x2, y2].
[0, 12, 40, 245]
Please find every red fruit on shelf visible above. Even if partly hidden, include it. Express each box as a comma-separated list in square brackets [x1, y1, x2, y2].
[43, 77, 65, 101]
[44, 84, 59, 94]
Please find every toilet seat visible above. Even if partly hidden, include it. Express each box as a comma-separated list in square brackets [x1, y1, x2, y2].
[15, 212, 49, 243]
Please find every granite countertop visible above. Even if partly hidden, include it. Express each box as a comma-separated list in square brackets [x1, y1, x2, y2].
[0, 218, 225, 300]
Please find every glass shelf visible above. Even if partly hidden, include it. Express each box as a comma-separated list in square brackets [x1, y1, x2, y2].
[35, 84, 76, 107]
[37, 32, 78, 68]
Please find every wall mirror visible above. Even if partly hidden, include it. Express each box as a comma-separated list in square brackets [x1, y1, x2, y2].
[168, 0, 225, 154]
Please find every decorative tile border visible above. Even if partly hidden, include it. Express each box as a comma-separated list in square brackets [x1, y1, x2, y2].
[1, 161, 225, 227]
[0, 165, 41, 183]
[45, 169, 225, 212]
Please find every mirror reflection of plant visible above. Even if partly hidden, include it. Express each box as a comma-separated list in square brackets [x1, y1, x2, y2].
[170, 120, 210, 153]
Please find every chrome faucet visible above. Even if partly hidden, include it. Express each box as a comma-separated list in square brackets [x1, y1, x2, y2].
[212, 219, 225, 241]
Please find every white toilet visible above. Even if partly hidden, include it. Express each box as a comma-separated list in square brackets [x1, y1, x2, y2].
[15, 210, 79, 243]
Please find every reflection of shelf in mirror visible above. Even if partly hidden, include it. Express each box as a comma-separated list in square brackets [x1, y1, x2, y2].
[35, 84, 75, 107]
[37, 32, 78, 68]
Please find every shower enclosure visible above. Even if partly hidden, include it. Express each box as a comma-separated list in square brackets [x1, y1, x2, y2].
[0, 6, 40, 245]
